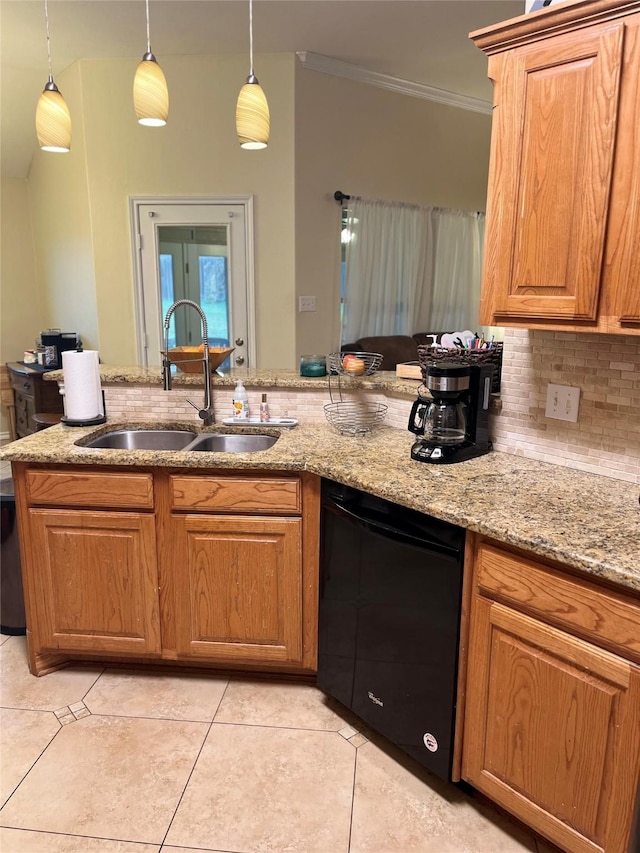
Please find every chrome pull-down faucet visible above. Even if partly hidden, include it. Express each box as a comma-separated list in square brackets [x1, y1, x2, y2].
[161, 299, 215, 426]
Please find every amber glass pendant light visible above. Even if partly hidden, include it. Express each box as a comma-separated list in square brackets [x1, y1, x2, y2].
[133, 0, 168, 126]
[236, 0, 270, 149]
[35, 0, 71, 153]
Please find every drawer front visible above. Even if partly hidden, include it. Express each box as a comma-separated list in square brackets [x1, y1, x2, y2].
[15, 391, 36, 437]
[170, 475, 301, 514]
[477, 543, 640, 660]
[10, 372, 35, 396]
[26, 470, 154, 509]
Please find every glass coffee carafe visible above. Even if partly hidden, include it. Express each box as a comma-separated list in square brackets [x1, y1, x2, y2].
[422, 397, 468, 445]
[408, 363, 472, 449]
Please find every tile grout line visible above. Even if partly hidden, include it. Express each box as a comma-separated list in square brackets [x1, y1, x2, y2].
[158, 676, 234, 849]
[346, 743, 358, 853]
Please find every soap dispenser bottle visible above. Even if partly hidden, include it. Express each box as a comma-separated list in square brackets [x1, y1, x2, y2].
[233, 379, 249, 419]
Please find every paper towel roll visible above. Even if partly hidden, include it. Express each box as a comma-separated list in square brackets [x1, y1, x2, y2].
[62, 350, 104, 422]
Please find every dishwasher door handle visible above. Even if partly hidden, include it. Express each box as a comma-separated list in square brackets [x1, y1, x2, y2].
[323, 499, 460, 558]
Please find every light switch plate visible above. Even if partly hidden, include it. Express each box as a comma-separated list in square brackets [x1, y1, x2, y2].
[298, 296, 316, 312]
[545, 383, 580, 422]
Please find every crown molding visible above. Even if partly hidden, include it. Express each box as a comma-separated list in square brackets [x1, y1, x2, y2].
[296, 51, 492, 115]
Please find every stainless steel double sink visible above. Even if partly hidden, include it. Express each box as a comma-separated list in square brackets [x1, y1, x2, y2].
[79, 429, 279, 453]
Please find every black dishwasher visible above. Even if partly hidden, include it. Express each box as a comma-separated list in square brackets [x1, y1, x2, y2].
[318, 479, 465, 782]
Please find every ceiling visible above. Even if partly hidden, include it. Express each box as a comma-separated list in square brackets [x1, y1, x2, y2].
[0, 0, 524, 179]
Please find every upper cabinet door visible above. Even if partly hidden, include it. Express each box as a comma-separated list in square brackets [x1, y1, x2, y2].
[482, 23, 624, 322]
[601, 13, 640, 327]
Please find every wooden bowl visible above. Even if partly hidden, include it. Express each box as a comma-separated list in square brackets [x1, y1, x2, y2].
[168, 346, 235, 373]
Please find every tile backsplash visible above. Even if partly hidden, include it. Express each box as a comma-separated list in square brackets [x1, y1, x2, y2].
[492, 328, 640, 483]
[102, 386, 414, 431]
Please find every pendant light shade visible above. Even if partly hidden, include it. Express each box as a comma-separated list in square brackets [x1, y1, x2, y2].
[133, 52, 169, 126]
[36, 0, 71, 153]
[36, 78, 71, 152]
[133, 0, 168, 126]
[236, 75, 270, 149]
[236, 0, 269, 149]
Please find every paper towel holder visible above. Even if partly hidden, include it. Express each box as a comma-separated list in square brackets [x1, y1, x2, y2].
[60, 390, 107, 427]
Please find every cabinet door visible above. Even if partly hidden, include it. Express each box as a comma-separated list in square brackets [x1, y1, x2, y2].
[602, 13, 640, 328]
[463, 598, 640, 853]
[170, 514, 303, 664]
[481, 23, 624, 323]
[28, 509, 161, 656]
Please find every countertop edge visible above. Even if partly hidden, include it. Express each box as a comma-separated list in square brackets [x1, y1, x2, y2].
[2, 419, 638, 595]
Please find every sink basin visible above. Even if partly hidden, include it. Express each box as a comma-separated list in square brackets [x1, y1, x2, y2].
[186, 433, 279, 453]
[83, 429, 198, 450]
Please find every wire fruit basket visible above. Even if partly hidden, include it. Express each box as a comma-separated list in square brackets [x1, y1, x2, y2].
[324, 401, 388, 435]
[327, 352, 383, 376]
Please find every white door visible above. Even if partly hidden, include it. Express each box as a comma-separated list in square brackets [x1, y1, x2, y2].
[131, 197, 255, 369]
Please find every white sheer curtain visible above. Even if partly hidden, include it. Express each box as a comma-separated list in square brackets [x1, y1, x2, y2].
[429, 209, 485, 332]
[341, 196, 484, 342]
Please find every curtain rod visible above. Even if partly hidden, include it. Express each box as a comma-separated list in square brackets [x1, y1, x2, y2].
[335, 189, 484, 217]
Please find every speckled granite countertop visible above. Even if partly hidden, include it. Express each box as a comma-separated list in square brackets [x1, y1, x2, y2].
[2, 419, 638, 593]
[43, 366, 422, 395]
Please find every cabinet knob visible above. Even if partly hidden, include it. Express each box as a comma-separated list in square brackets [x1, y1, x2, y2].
[235, 356, 245, 365]
[235, 338, 244, 347]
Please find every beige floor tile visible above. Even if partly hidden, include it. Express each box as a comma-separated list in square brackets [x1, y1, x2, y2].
[0, 828, 160, 852]
[166, 723, 354, 852]
[350, 740, 537, 853]
[84, 669, 229, 721]
[0, 715, 208, 844]
[0, 708, 59, 807]
[0, 634, 12, 646]
[0, 637, 102, 712]
[214, 677, 354, 731]
[162, 848, 234, 853]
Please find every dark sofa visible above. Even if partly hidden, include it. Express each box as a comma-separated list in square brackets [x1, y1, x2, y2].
[341, 334, 442, 371]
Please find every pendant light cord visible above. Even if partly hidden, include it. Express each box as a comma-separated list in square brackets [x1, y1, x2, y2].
[145, 0, 152, 53]
[43, 0, 53, 80]
[249, 0, 254, 77]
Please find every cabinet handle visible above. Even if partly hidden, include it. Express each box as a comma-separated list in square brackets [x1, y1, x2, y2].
[23, 381, 30, 390]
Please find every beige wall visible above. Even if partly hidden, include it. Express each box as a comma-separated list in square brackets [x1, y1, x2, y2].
[28, 63, 99, 351]
[0, 176, 42, 435]
[294, 67, 492, 358]
[0, 178, 42, 359]
[79, 53, 296, 367]
[16, 54, 491, 374]
[25, 54, 296, 368]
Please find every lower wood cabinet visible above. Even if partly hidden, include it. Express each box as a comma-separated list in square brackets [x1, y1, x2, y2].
[13, 463, 319, 677]
[463, 542, 640, 853]
[168, 514, 303, 664]
[26, 509, 161, 657]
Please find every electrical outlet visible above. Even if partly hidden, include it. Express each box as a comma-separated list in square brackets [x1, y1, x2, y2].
[545, 383, 581, 422]
[298, 296, 316, 312]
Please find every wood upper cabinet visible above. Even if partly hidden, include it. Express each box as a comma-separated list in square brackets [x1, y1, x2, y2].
[472, 2, 640, 334]
[26, 509, 161, 656]
[463, 542, 640, 853]
[168, 514, 303, 665]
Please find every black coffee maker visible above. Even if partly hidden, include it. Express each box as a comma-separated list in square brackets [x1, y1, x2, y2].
[408, 362, 494, 464]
